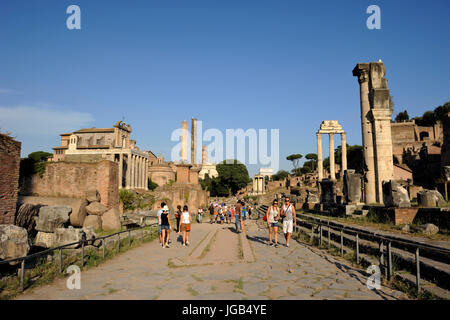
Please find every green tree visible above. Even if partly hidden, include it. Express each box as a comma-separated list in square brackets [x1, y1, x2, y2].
[28, 151, 52, 162]
[395, 110, 409, 122]
[148, 178, 158, 191]
[286, 154, 302, 170]
[272, 170, 290, 181]
[215, 160, 251, 195]
[305, 153, 317, 171]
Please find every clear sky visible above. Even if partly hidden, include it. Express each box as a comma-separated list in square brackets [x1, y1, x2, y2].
[1, 0, 449, 176]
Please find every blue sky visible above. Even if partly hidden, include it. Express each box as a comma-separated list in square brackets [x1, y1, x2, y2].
[0, 0, 449, 176]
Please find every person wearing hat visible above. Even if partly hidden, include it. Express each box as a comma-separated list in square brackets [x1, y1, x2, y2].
[160, 205, 172, 248]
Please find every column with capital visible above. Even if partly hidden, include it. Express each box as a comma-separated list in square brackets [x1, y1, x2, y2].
[329, 133, 335, 180]
[353, 64, 376, 204]
[126, 153, 131, 189]
[119, 153, 123, 189]
[317, 133, 323, 182]
[131, 154, 135, 189]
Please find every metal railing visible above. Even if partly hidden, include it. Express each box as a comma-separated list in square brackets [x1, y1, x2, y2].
[0, 223, 158, 293]
[293, 212, 450, 295]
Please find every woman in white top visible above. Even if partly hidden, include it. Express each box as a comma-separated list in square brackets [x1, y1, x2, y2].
[178, 205, 192, 247]
[265, 199, 280, 247]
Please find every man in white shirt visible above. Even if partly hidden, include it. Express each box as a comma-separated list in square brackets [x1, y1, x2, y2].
[281, 197, 296, 247]
[157, 202, 166, 247]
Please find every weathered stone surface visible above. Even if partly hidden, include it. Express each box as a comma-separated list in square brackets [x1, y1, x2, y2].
[86, 201, 107, 216]
[35, 206, 71, 232]
[382, 180, 411, 207]
[86, 189, 101, 203]
[70, 199, 88, 227]
[0, 225, 30, 264]
[83, 215, 102, 230]
[15, 203, 40, 233]
[102, 208, 121, 231]
[34, 231, 56, 248]
[320, 179, 335, 204]
[417, 190, 446, 207]
[420, 223, 439, 235]
[54, 226, 97, 248]
[343, 170, 362, 204]
[305, 190, 319, 204]
[401, 224, 410, 232]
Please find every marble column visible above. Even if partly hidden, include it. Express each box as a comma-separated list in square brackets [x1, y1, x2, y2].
[144, 158, 148, 190]
[341, 132, 347, 179]
[126, 154, 131, 189]
[317, 133, 323, 182]
[258, 176, 263, 194]
[131, 154, 135, 189]
[119, 153, 123, 189]
[353, 64, 376, 204]
[329, 133, 335, 180]
[253, 177, 258, 194]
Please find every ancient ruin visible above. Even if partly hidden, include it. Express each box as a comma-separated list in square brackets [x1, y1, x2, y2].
[353, 61, 394, 204]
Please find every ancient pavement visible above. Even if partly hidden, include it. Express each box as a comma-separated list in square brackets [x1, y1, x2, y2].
[17, 219, 407, 300]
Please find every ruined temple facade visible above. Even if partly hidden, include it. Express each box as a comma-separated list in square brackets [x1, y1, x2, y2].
[51, 121, 149, 190]
[353, 61, 394, 204]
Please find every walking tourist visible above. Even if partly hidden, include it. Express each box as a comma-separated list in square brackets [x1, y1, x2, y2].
[281, 196, 296, 247]
[178, 205, 192, 246]
[240, 201, 246, 232]
[157, 202, 166, 247]
[160, 205, 172, 248]
[266, 199, 280, 247]
[209, 203, 215, 224]
[175, 205, 182, 233]
[197, 207, 203, 223]
[235, 200, 242, 232]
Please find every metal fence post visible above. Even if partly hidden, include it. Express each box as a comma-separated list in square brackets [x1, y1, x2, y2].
[355, 233, 359, 264]
[387, 241, 392, 280]
[379, 241, 385, 276]
[59, 248, 62, 273]
[310, 223, 314, 242]
[102, 239, 105, 259]
[340, 229, 343, 256]
[81, 241, 84, 267]
[416, 247, 420, 293]
[117, 233, 120, 253]
[128, 230, 131, 247]
[319, 224, 322, 247]
[141, 229, 144, 242]
[20, 259, 25, 292]
[327, 220, 330, 249]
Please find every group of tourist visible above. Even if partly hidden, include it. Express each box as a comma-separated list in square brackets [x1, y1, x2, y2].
[265, 196, 296, 248]
[157, 202, 193, 248]
[208, 201, 252, 233]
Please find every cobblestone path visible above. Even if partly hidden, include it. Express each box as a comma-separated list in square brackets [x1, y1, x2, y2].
[17, 219, 407, 300]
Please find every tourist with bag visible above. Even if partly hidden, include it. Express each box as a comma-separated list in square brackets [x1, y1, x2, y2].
[178, 205, 192, 247]
[235, 200, 242, 232]
[160, 205, 172, 248]
[175, 205, 182, 232]
[266, 199, 280, 247]
[281, 196, 296, 247]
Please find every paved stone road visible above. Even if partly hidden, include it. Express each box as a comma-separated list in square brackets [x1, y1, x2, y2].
[17, 219, 407, 300]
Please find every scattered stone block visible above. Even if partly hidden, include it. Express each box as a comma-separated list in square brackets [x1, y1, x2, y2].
[102, 208, 121, 231]
[86, 189, 101, 203]
[343, 170, 362, 204]
[34, 231, 56, 248]
[35, 206, 71, 232]
[86, 201, 107, 216]
[0, 225, 30, 264]
[420, 223, 439, 236]
[54, 226, 97, 248]
[417, 190, 446, 207]
[382, 180, 411, 208]
[83, 215, 102, 230]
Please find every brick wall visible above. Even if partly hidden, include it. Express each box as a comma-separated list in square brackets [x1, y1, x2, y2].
[21, 160, 119, 209]
[0, 134, 21, 224]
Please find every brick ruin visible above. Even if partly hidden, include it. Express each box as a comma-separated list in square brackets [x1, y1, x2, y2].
[0, 134, 21, 224]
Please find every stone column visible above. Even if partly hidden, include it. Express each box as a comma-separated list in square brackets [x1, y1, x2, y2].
[253, 177, 258, 194]
[191, 118, 197, 164]
[126, 153, 131, 189]
[181, 120, 189, 162]
[258, 176, 263, 194]
[329, 133, 335, 180]
[119, 153, 123, 189]
[144, 158, 148, 190]
[353, 64, 376, 204]
[317, 133, 323, 182]
[131, 154, 135, 189]
[341, 132, 347, 179]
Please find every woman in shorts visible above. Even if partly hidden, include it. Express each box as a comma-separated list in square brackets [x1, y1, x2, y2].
[160, 205, 172, 248]
[265, 199, 280, 247]
[178, 205, 192, 246]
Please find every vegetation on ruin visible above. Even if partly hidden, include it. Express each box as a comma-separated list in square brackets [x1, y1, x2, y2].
[19, 151, 52, 180]
[199, 160, 251, 196]
[119, 189, 155, 212]
[398, 101, 450, 126]
[272, 170, 290, 181]
[147, 178, 158, 191]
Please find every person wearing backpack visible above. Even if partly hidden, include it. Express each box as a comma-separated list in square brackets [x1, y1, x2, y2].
[266, 199, 281, 247]
[281, 196, 296, 247]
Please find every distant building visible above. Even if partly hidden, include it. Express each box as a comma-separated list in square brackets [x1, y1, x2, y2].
[50, 121, 149, 190]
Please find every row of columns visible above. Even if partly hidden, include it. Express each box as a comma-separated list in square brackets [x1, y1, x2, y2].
[253, 175, 265, 194]
[316, 132, 347, 181]
[118, 153, 149, 190]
